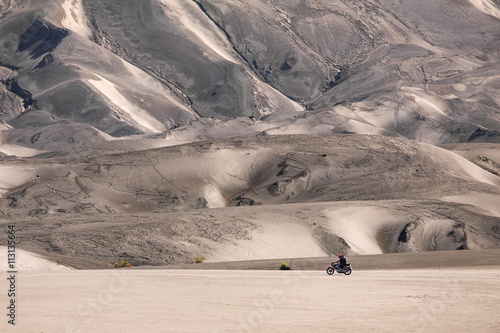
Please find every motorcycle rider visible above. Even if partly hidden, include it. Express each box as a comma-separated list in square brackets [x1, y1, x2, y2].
[335, 254, 347, 271]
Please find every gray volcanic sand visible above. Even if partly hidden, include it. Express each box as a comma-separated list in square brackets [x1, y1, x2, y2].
[2, 200, 500, 268]
[2, 135, 499, 215]
[1, 135, 499, 268]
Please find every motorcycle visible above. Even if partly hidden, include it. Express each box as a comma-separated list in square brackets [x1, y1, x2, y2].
[326, 262, 352, 275]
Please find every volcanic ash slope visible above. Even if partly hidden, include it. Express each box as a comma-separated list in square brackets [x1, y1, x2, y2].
[1, 134, 499, 266]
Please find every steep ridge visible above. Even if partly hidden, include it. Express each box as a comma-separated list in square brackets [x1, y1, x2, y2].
[82, 0, 302, 119]
[1, 0, 499, 146]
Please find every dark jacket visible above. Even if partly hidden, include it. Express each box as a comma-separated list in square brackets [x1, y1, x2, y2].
[339, 257, 347, 268]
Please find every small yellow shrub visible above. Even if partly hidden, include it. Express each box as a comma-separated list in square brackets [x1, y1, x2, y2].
[192, 256, 206, 263]
[113, 260, 132, 268]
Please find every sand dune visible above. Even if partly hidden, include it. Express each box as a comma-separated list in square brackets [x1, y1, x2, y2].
[60, 0, 92, 38]
[324, 207, 403, 255]
[442, 192, 500, 217]
[2, 198, 499, 268]
[208, 214, 326, 261]
[0, 165, 36, 195]
[1, 121, 112, 152]
[0, 143, 44, 157]
[469, 0, 500, 19]
[87, 74, 166, 133]
[161, 0, 239, 64]
[0, 134, 498, 269]
[0, 246, 70, 271]
[1, 135, 499, 215]
[423, 143, 500, 186]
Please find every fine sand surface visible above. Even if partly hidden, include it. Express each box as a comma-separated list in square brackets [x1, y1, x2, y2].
[1, 268, 498, 332]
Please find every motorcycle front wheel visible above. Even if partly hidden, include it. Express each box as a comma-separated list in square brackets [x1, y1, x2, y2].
[326, 267, 334, 275]
[343, 267, 352, 275]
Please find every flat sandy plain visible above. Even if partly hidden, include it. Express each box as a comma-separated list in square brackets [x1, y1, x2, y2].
[1, 250, 500, 333]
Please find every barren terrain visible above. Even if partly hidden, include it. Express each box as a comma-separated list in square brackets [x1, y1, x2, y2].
[1, 0, 500, 144]
[0, 135, 499, 267]
[1, 247, 500, 332]
[1, 266, 499, 332]
[1, 1, 500, 331]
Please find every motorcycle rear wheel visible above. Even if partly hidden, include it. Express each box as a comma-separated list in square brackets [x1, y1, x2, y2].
[326, 267, 334, 275]
[343, 267, 352, 275]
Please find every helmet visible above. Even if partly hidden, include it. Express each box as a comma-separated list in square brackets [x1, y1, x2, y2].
[338, 254, 343, 258]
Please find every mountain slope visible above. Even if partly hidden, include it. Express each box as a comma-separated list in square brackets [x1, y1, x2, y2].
[1, 1, 500, 266]
[1, 0, 500, 146]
